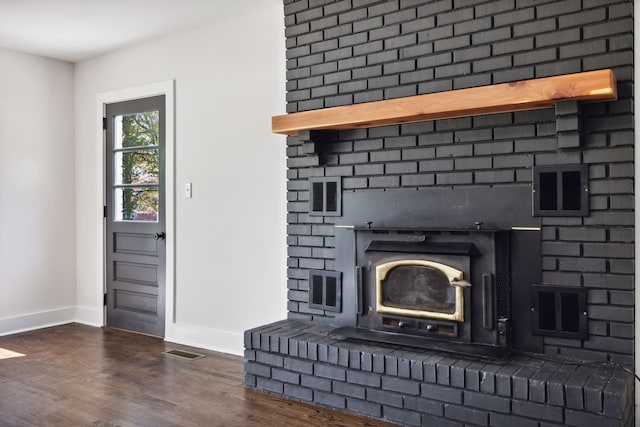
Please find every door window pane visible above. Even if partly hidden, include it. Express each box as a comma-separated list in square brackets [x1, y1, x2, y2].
[114, 149, 159, 185]
[114, 111, 159, 149]
[114, 187, 159, 222]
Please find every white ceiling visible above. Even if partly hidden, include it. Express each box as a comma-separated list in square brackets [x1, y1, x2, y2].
[0, 0, 258, 62]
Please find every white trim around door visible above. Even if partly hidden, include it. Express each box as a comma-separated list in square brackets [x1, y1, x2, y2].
[96, 80, 176, 334]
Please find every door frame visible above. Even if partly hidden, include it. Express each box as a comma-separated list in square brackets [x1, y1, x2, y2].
[97, 80, 175, 332]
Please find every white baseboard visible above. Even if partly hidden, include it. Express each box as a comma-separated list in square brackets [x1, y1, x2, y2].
[74, 305, 104, 327]
[0, 307, 76, 336]
[165, 322, 243, 356]
[0, 307, 243, 357]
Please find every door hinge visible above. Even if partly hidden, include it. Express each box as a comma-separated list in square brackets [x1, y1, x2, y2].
[103, 206, 108, 218]
[103, 293, 108, 306]
[103, 117, 108, 130]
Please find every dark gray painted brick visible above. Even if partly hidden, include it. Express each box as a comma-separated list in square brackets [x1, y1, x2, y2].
[410, 360, 424, 381]
[284, 383, 314, 402]
[449, 360, 469, 388]
[343, 177, 368, 189]
[245, 362, 271, 378]
[422, 414, 463, 427]
[347, 398, 382, 418]
[382, 376, 420, 395]
[436, 360, 453, 386]
[454, 128, 492, 143]
[611, 323, 634, 339]
[490, 413, 539, 427]
[512, 400, 563, 422]
[337, 347, 349, 367]
[418, 79, 453, 94]
[348, 350, 361, 369]
[444, 404, 489, 426]
[417, 25, 454, 45]
[403, 395, 443, 416]
[256, 351, 284, 368]
[300, 373, 331, 392]
[559, 8, 607, 28]
[464, 391, 511, 413]
[480, 364, 502, 394]
[511, 366, 536, 400]
[355, 163, 384, 176]
[359, 351, 373, 372]
[583, 273, 634, 291]
[333, 381, 366, 399]
[584, 336, 633, 354]
[314, 390, 346, 409]
[398, 357, 411, 378]
[514, 18, 556, 37]
[493, 37, 533, 56]
[472, 27, 512, 44]
[367, 387, 403, 408]
[436, 172, 473, 185]
[372, 353, 386, 374]
[402, 174, 435, 187]
[536, 0, 581, 17]
[422, 384, 463, 404]
[434, 35, 470, 52]
[494, 66, 535, 84]
[454, 72, 492, 89]
[315, 363, 345, 381]
[583, 243, 633, 259]
[347, 370, 381, 387]
[256, 377, 284, 394]
[386, 59, 417, 75]
[547, 369, 573, 407]
[386, 162, 418, 174]
[558, 227, 606, 242]
[401, 42, 434, 59]
[436, 143, 473, 158]
[384, 355, 398, 376]
[435, 62, 471, 79]
[454, 16, 492, 35]
[565, 410, 620, 427]
[474, 0, 514, 17]
[455, 157, 491, 170]
[310, 16, 338, 32]
[494, 7, 536, 26]
[384, 405, 421, 426]
[536, 28, 581, 48]
[494, 365, 518, 397]
[272, 368, 300, 385]
[245, 374, 257, 388]
[463, 362, 486, 392]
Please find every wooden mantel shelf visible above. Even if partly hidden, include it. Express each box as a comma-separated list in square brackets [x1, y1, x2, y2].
[272, 69, 617, 136]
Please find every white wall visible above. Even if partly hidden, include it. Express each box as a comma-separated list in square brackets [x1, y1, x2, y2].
[74, 2, 287, 354]
[0, 47, 76, 334]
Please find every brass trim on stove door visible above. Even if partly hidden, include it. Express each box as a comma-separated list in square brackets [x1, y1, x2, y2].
[375, 260, 471, 323]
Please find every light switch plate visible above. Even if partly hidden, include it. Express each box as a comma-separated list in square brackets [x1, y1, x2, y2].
[185, 182, 192, 198]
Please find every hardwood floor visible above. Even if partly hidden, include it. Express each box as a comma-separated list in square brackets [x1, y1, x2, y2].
[0, 324, 396, 426]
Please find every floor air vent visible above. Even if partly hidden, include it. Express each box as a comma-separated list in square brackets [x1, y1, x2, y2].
[164, 349, 205, 360]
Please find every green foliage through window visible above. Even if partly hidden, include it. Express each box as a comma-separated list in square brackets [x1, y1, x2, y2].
[117, 111, 160, 221]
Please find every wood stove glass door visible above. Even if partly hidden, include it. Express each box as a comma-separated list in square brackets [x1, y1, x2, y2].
[104, 95, 166, 337]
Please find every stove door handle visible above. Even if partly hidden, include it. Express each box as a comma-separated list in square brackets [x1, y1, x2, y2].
[451, 279, 471, 288]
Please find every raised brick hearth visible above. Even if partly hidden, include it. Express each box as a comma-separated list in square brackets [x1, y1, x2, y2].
[246, 320, 633, 426]
[246, 0, 636, 425]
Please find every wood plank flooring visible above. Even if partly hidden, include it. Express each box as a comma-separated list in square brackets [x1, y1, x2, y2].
[0, 324, 396, 426]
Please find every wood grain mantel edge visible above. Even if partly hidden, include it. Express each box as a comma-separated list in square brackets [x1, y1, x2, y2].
[272, 69, 617, 136]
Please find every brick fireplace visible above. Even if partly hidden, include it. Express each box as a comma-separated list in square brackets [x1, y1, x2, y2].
[245, 0, 635, 425]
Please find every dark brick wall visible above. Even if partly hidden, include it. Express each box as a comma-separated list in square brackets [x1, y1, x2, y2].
[283, 0, 634, 364]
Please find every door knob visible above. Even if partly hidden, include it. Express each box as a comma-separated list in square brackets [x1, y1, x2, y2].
[154, 232, 166, 241]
